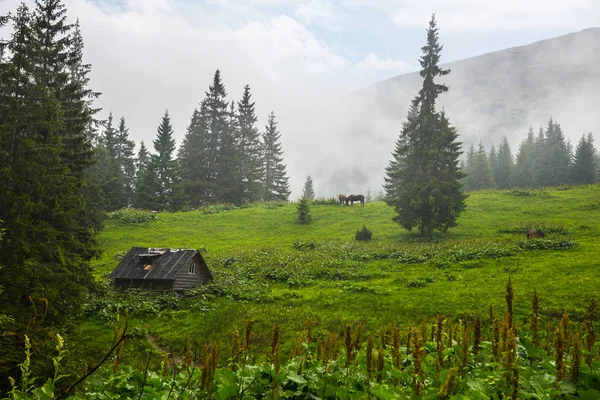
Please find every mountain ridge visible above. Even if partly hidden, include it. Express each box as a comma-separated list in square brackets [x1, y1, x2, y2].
[356, 27, 600, 147]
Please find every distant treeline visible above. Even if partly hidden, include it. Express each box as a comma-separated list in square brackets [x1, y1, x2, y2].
[92, 70, 291, 212]
[462, 118, 597, 191]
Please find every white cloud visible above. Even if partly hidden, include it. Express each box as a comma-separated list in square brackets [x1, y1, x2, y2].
[356, 52, 413, 71]
[343, 0, 600, 32]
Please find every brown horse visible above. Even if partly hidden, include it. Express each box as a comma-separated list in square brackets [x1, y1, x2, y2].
[526, 228, 545, 239]
[338, 194, 347, 206]
[346, 194, 365, 206]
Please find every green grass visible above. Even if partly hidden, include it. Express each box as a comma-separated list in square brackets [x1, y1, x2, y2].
[85, 184, 600, 361]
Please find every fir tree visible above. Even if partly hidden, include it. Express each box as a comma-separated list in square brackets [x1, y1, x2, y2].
[262, 111, 291, 201]
[384, 14, 466, 235]
[237, 85, 263, 202]
[570, 133, 597, 184]
[302, 175, 316, 200]
[495, 137, 513, 189]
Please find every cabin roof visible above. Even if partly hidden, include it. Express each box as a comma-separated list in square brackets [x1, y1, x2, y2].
[109, 247, 205, 281]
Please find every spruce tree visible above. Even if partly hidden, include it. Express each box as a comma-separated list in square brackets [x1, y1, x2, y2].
[205, 69, 229, 201]
[115, 117, 136, 205]
[489, 144, 498, 184]
[101, 113, 126, 210]
[512, 127, 537, 188]
[570, 133, 597, 184]
[262, 111, 291, 201]
[152, 110, 179, 210]
[179, 106, 211, 207]
[237, 85, 263, 202]
[215, 100, 243, 204]
[464, 143, 476, 190]
[302, 175, 316, 200]
[135, 141, 150, 189]
[495, 137, 513, 189]
[538, 118, 570, 186]
[0, 0, 101, 377]
[384, 14, 466, 235]
[384, 104, 418, 201]
[465, 142, 494, 190]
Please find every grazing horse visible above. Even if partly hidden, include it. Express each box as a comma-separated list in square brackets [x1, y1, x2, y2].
[338, 194, 347, 206]
[346, 194, 365, 206]
[526, 228, 545, 239]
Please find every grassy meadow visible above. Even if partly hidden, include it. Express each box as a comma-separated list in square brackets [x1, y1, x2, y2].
[83, 185, 600, 366]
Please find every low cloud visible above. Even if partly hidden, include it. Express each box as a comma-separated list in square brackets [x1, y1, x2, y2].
[357, 52, 414, 71]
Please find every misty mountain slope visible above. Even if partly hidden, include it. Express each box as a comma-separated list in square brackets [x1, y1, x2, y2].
[357, 27, 600, 147]
[285, 28, 600, 198]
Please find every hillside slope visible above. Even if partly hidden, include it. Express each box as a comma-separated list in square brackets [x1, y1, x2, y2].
[358, 27, 600, 146]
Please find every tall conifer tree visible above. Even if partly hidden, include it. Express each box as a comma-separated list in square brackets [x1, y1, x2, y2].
[570, 133, 597, 184]
[152, 110, 179, 210]
[512, 127, 537, 188]
[262, 112, 291, 201]
[384, 14, 466, 235]
[237, 85, 263, 202]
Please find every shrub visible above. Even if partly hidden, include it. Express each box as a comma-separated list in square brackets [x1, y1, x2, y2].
[311, 197, 338, 206]
[355, 225, 373, 241]
[297, 198, 312, 224]
[107, 208, 158, 224]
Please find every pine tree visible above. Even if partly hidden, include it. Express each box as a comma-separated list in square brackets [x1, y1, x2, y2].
[152, 110, 179, 210]
[237, 85, 263, 203]
[262, 111, 291, 201]
[384, 14, 466, 235]
[302, 175, 316, 200]
[512, 127, 537, 188]
[570, 133, 597, 184]
[495, 137, 513, 189]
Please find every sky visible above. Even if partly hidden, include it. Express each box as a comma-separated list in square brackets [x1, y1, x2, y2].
[1, 0, 599, 198]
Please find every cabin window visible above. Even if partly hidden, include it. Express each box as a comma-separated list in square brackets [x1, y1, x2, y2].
[188, 262, 195, 274]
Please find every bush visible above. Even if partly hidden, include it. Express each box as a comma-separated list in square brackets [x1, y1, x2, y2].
[297, 198, 312, 224]
[107, 208, 158, 224]
[311, 197, 338, 206]
[355, 225, 373, 241]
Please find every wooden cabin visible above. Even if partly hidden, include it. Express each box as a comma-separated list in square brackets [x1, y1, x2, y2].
[109, 247, 212, 292]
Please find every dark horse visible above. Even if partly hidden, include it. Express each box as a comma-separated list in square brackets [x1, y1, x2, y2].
[346, 194, 365, 206]
[338, 194, 347, 206]
[526, 228, 545, 239]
